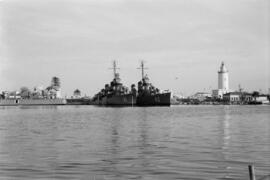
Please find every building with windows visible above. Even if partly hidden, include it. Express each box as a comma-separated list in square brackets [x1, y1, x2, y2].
[253, 95, 269, 104]
[223, 92, 241, 104]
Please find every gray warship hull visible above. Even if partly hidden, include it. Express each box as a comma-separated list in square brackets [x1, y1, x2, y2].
[136, 92, 171, 106]
[93, 94, 136, 106]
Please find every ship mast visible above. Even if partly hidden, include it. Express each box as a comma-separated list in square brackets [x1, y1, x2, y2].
[110, 60, 119, 79]
[137, 60, 148, 79]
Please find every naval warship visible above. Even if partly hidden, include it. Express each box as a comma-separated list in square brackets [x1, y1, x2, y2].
[136, 61, 171, 106]
[92, 61, 136, 106]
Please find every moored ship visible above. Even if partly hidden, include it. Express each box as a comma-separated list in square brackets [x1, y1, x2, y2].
[92, 61, 136, 106]
[136, 61, 171, 106]
[0, 77, 67, 106]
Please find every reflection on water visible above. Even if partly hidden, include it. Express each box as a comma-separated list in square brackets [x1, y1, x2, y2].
[222, 110, 231, 149]
[217, 106, 232, 179]
[0, 105, 269, 180]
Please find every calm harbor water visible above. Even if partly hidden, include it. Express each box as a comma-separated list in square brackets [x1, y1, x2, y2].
[0, 105, 269, 180]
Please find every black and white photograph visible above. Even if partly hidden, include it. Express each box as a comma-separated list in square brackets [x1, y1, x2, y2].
[0, 0, 269, 179]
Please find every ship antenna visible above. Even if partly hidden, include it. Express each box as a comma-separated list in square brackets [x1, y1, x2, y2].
[137, 60, 148, 79]
[109, 60, 120, 79]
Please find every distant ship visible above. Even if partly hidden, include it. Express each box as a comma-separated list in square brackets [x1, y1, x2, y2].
[0, 77, 66, 106]
[136, 61, 171, 106]
[66, 89, 91, 105]
[92, 61, 136, 106]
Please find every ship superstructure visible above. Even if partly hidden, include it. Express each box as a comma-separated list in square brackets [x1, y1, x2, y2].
[92, 61, 136, 106]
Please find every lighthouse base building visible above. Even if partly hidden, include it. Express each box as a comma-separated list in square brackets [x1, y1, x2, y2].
[212, 89, 229, 99]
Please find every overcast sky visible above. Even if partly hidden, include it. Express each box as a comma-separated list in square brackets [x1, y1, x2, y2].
[0, 0, 269, 96]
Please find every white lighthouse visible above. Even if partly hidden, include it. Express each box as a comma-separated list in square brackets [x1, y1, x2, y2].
[218, 62, 229, 90]
[212, 62, 230, 99]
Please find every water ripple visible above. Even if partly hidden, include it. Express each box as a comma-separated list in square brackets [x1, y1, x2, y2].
[0, 105, 269, 179]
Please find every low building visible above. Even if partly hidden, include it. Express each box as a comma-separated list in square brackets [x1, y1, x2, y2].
[45, 87, 61, 99]
[192, 92, 212, 101]
[223, 92, 241, 104]
[253, 95, 269, 104]
[241, 93, 253, 103]
[212, 89, 230, 99]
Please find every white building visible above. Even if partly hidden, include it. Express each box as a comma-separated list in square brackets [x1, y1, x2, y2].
[212, 62, 231, 99]
[253, 96, 269, 104]
[191, 92, 212, 101]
